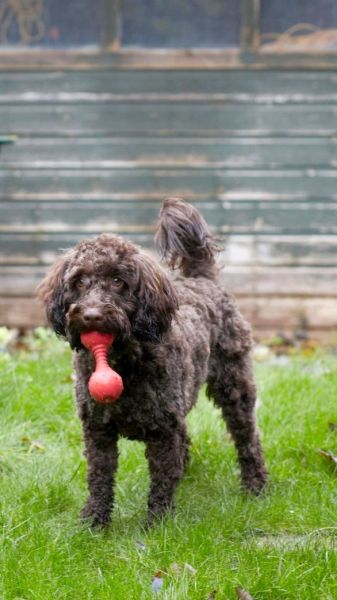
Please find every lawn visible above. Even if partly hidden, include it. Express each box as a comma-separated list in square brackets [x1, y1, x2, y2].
[1, 331, 337, 599]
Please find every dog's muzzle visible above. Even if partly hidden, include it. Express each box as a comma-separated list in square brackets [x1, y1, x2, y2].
[66, 303, 131, 342]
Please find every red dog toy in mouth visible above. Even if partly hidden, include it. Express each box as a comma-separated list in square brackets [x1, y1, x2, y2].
[80, 331, 123, 403]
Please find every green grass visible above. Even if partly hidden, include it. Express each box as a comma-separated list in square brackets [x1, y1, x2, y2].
[1, 334, 337, 599]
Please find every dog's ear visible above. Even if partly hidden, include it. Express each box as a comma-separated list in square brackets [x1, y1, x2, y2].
[37, 253, 71, 337]
[132, 253, 178, 343]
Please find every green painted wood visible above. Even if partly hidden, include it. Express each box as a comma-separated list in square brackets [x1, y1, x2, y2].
[0, 233, 336, 267]
[238, 297, 337, 331]
[1, 66, 337, 333]
[0, 136, 15, 144]
[2, 265, 337, 297]
[3, 136, 337, 168]
[3, 168, 337, 197]
[0, 266, 47, 295]
[223, 235, 337, 267]
[0, 232, 153, 265]
[3, 103, 337, 136]
[1, 200, 336, 235]
[3, 70, 337, 97]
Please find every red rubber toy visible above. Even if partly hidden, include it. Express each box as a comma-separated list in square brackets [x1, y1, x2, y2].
[80, 331, 124, 403]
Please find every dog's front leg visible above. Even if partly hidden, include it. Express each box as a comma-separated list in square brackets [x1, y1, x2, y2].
[80, 422, 118, 528]
[145, 425, 188, 526]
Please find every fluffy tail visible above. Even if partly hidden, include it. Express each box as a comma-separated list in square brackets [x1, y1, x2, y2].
[155, 197, 219, 279]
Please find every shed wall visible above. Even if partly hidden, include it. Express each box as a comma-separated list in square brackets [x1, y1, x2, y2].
[0, 69, 336, 337]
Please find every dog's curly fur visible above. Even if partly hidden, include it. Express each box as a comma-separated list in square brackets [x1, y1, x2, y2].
[38, 197, 267, 527]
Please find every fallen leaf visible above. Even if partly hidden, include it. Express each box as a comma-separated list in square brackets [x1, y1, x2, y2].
[184, 562, 197, 576]
[250, 528, 265, 536]
[135, 539, 146, 552]
[317, 449, 337, 467]
[62, 374, 74, 384]
[151, 571, 164, 593]
[170, 562, 197, 576]
[21, 436, 31, 445]
[253, 345, 271, 362]
[236, 588, 253, 600]
[299, 339, 319, 355]
[28, 440, 45, 453]
[265, 334, 292, 348]
[170, 562, 182, 575]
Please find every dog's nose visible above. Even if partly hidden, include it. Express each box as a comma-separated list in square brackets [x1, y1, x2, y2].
[82, 308, 104, 327]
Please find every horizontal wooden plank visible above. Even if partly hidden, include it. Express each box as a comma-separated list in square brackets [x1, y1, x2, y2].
[257, 52, 337, 72]
[0, 49, 245, 72]
[223, 235, 337, 267]
[224, 236, 337, 267]
[0, 266, 46, 295]
[2, 103, 337, 136]
[239, 297, 337, 331]
[0, 234, 336, 267]
[0, 232, 153, 265]
[1, 295, 336, 333]
[0, 297, 44, 329]
[2, 48, 337, 71]
[1, 265, 336, 298]
[3, 137, 337, 169]
[5, 92, 337, 105]
[3, 70, 337, 97]
[4, 191, 335, 203]
[1, 199, 336, 235]
[223, 266, 337, 297]
[3, 168, 337, 197]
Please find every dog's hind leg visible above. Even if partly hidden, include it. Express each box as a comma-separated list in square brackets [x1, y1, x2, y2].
[207, 352, 267, 494]
[145, 423, 189, 525]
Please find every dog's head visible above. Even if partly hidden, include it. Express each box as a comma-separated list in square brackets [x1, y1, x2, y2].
[37, 235, 178, 349]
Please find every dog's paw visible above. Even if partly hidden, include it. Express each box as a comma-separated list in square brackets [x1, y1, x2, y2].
[145, 508, 166, 529]
[145, 500, 175, 529]
[80, 501, 111, 528]
[242, 470, 268, 496]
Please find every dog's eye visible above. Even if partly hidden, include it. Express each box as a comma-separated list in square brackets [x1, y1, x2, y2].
[112, 276, 124, 289]
[75, 277, 86, 289]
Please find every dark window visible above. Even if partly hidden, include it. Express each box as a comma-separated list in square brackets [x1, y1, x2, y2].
[121, 0, 240, 48]
[0, 0, 103, 47]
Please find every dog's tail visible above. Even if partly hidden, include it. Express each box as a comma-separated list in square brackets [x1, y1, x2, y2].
[155, 197, 219, 279]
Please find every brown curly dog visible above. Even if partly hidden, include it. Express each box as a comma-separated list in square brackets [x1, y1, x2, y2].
[38, 197, 267, 527]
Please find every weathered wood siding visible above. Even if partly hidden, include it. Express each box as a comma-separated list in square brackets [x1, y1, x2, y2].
[0, 70, 337, 336]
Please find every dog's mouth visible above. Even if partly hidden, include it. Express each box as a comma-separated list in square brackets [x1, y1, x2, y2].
[66, 304, 131, 349]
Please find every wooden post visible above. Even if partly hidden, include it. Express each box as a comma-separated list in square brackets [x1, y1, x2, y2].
[102, 0, 120, 51]
[240, 0, 260, 55]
